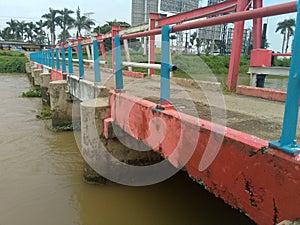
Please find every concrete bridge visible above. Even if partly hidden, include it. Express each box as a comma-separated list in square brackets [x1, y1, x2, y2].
[0, 40, 47, 51]
[28, 1, 300, 225]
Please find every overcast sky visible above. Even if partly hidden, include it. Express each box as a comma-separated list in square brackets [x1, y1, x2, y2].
[0, 0, 296, 52]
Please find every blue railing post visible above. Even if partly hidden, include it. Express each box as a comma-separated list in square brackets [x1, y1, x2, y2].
[41, 51, 44, 65]
[114, 35, 124, 91]
[51, 49, 55, 68]
[160, 26, 172, 104]
[44, 50, 47, 66]
[38, 52, 41, 64]
[68, 44, 74, 75]
[55, 47, 60, 70]
[47, 50, 51, 67]
[93, 39, 101, 83]
[269, 2, 300, 155]
[42, 50, 46, 65]
[61, 44, 67, 73]
[78, 41, 84, 79]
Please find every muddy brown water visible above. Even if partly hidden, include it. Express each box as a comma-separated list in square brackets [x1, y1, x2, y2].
[0, 74, 256, 225]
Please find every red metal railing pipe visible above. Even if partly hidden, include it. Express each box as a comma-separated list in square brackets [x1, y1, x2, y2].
[272, 53, 292, 57]
[121, 1, 297, 40]
[172, 1, 297, 32]
[121, 28, 162, 40]
[157, 0, 237, 27]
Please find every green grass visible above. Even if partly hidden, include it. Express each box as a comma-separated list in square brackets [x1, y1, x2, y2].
[36, 105, 52, 120]
[0, 50, 28, 73]
[22, 89, 41, 98]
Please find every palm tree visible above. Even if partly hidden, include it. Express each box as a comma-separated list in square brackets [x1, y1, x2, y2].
[74, 6, 95, 37]
[0, 27, 13, 41]
[276, 18, 296, 53]
[24, 22, 36, 42]
[17, 21, 27, 41]
[42, 8, 60, 45]
[6, 19, 19, 40]
[170, 35, 177, 48]
[284, 19, 295, 53]
[34, 20, 46, 44]
[57, 8, 75, 42]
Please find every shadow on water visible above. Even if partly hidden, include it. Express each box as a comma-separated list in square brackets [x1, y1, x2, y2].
[0, 74, 256, 225]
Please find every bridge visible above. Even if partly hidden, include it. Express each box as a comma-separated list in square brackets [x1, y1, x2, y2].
[0, 40, 47, 51]
[28, 1, 300, 225]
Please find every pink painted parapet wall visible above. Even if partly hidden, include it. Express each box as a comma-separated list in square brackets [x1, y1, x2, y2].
[237, 86, 287, 102]
[51, 69, 65, 81]
[105, 90, 300, 225]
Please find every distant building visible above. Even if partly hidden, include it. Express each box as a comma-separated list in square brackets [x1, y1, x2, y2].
[131, 0, 159, 26]
[160, 0, 199, 13]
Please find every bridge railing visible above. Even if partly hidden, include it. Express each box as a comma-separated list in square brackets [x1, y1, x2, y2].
[118, 1, 300, 155]
[30, 1, 300, 155]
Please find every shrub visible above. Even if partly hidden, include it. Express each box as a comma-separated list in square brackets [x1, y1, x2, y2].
[0, 50, 28, 73]
[22, 89, 41, 97]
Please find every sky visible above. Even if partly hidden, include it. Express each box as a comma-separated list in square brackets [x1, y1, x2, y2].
[0, 0, 296, 52]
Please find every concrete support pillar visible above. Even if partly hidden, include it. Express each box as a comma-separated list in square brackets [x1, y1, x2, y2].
[25, 62, 32, 74]
[112, 26, 121, 73]
[40, 73, 51, 106]
[80, 97, 163, 185]
[28, 63, 37, 84]
[50, 80, 72, 128]
[32, 69, 43, 87]
[253, 0, 263, 49]
[80, 98, 112, 184]
[123, 39, 132, 72]
[227, 0, 248, 90]
[149, 13, 161, 76]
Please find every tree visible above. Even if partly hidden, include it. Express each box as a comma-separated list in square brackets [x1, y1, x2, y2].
[195, 38, 203, 55]
[284, 19, 295, 53]
[74, 6, 95, 37]
[190, 32, 197, 46]
[17, 21, 27, 41]
[0, 27, 13, 41]
[6, 19, 20, 40]
[189, 32, 197, 54]
[276, 18, 295, 53]
[93, 20, 130, 50]
[34, 20, 46, 45]
[57, 8, 75, 42]
[42, 8, 60, 45]
[170, 34, 177, 50]
[25, 22, 36, 42]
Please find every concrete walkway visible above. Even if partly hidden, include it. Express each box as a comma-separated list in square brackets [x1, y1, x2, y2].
[72, 67, 297, 142]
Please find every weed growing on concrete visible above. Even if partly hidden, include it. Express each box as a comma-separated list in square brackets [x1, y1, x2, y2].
[36, 106, 51, 120]
[53, 124, 73, 132]
[22, 89, 41, 97]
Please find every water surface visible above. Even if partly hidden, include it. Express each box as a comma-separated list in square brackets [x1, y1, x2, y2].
[0, 74, 256, 225]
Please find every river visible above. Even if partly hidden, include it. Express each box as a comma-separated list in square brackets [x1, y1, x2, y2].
[0, 74, 256, 225]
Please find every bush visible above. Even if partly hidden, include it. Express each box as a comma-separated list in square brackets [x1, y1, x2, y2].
[273, 57, 290, 67]
[0, 50, 28, 73]
[22, 89, 41, 97]
[0, 50, 25, 57]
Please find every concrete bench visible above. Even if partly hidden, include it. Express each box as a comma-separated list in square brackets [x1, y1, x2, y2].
[248, 66, 290, 86]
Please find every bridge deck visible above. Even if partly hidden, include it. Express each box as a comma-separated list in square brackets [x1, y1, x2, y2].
[70, 66, 296, 142]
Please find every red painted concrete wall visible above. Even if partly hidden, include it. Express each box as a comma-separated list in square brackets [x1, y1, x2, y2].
[250, 49, 273, 67]
[51, 69, 64, 81]
[237, 85, 287, 102]
[108, 91, 300, 225]
[122, 70, 146, 78]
